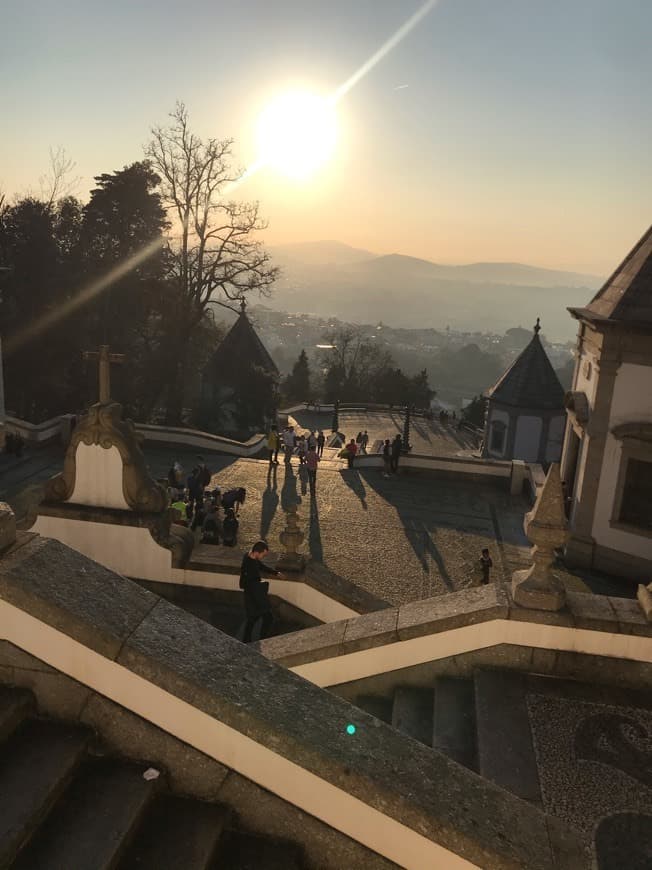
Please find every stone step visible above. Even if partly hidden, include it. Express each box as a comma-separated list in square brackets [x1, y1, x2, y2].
[120, 795, 231, 869]
[353, 694, 393, 724]
[0, 719, 91, 864]
[432, 678, 478, 771]
[215, 831, 305, 869]
[391, 687, 434, 747]
[0, 686, 34, 743]
[474, 670, 542, 804]
[14, 758, 160, 869]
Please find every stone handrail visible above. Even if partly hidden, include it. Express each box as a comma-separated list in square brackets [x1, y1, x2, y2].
[257, 582, 652, 689]
[134, 423, 266, 456]
[0, 530, 585, 870]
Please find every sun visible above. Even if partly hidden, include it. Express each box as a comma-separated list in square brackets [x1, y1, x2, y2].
[257, 91, 337, 181]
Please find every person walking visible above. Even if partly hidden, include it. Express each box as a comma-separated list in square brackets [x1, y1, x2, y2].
[382, 438, 392, 478]
[306, 444, 319, 492]
[361, 430, 369, 454]
[390, 434, 402, 473]
[346, 438, 358, 469]
[267, 424, 280, 466]
[282, 426, 295, 465]
[197, 456, 212, 490]
[317, 430, 325, 458]
[240, 540, 284, 642]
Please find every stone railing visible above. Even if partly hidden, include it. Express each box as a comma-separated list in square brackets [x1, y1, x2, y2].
[0, 527, 585, 870]
[258, 582, 652, 692]
[134, 423, 266, 457]
[4, 414, 65, 445]
[352, 451, 513, 482]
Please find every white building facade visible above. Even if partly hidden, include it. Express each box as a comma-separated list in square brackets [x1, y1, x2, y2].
[561, 225, 652, 582]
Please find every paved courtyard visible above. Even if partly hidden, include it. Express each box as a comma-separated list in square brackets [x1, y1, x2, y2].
[290, 408, 478, 457]
[206, 455, 532, 605]
[2, 439, 628, 607]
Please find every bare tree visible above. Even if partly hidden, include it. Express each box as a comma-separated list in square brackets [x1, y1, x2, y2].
[146, 103, 278, 422]
[39, 147, 81, 208]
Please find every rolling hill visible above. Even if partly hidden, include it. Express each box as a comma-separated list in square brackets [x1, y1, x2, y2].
[267, 242, 604, 340]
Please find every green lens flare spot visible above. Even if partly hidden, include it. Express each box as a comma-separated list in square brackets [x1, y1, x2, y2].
[346, 723, 357, 735]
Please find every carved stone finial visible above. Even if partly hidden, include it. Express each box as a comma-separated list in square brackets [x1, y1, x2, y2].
[534, 317, 541, 335]
[0, 502, 16, 553]
[637, 583, 652, 621]
[277, 503, 305, 572]
[512, 462, 568, 610]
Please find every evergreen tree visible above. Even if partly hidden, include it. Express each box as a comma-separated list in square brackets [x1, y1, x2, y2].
[282, 349, 311, 402]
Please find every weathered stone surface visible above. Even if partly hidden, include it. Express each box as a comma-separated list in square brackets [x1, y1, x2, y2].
[255, 619, 347, 667]
[512, 567, 566, 611]
[566, 590, 617, 632]
[0, 536, 157, 659]
[11, 667, 91, 719]
[81, 693, 230, 801]
[0, 502, 16, 552]
[218, 773, 399, 870]
[608, 595, 651, 636]
[342, 608, 399, 652]
[397, 583, 509, 640]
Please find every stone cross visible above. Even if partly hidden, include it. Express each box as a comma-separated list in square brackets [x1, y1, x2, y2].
[82, 345, 125, 404]
[512, 462, 568, 611]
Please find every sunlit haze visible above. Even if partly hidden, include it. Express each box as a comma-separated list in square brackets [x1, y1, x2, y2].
[2, 0, 651, 273]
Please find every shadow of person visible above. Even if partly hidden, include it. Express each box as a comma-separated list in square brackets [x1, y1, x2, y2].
[308, 500, 324, 562]
[281, 462, 301, 512]
[339, 468, 367, 510]
[260, 465, 279, 539]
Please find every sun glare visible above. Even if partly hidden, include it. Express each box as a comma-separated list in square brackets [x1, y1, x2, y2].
[257, 91, 337, 180]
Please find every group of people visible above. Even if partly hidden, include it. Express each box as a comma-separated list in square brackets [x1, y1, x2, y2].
[167, 456, 245, 546]
[381, 434, 404, 477]
[267, 424, 327, 468]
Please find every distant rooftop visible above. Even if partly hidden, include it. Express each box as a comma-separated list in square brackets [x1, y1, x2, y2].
[485, 320, 564, 410]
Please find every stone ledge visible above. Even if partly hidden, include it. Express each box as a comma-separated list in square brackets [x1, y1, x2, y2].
[0, 536, 158, 659]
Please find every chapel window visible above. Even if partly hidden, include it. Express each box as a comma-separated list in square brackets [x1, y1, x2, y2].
[618, 458, 652, 531]
[490, 423, 505, 453]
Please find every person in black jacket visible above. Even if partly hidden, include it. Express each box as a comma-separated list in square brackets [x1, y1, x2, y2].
[239, 540, 284, 643]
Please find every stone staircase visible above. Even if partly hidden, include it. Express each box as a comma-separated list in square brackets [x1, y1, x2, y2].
[353, 669, 546, 806]
[0, 686, 305, 870]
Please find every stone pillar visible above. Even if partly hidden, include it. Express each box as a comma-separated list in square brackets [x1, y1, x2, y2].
[512, 463, 568, 611]
[277, 504, 305, 572]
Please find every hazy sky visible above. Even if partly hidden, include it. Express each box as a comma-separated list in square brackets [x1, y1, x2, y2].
[2, 0, 651, 274]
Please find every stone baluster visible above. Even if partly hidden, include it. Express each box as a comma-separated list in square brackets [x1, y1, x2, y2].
[512, 462, 568, 611]
[278, 503, 306, 572]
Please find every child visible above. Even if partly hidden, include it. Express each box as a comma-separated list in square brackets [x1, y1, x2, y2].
[480, 548, 493, 585]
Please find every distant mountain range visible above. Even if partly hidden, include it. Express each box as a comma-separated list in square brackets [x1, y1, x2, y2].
[268, 241, 604, 341]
